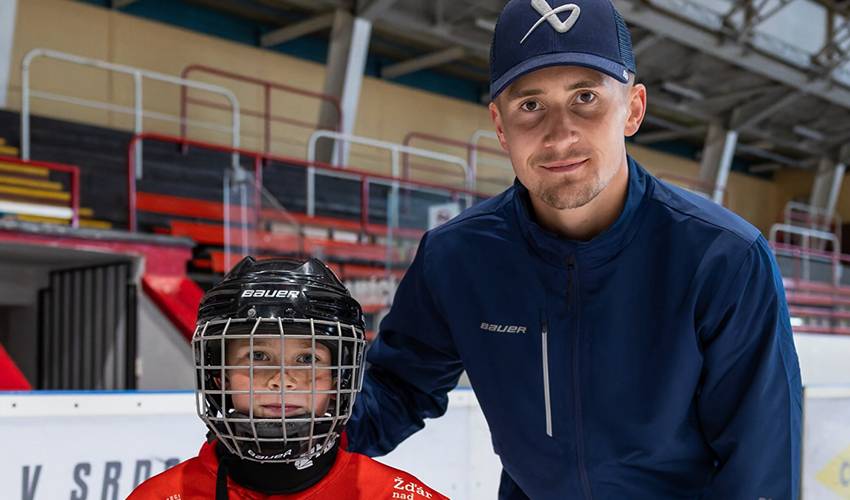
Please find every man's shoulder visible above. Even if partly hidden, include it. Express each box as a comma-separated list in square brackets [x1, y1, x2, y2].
[429, 186, 515, 238]
[342, 452, 449, 499]
[648, 173, 761, 248]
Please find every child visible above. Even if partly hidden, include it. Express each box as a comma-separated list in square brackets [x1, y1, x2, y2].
[130, 256, 447, 499]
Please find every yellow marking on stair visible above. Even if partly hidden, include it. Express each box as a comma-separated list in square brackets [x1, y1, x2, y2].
[0, 175, 63, 190]
[0, 185, 71, 201]
[14, 214, 111, 229]
[0, 162, 49, 177]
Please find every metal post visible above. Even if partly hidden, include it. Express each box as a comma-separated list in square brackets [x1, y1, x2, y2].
[21, 53, 30, 160]
[125, 271, 137, 390]
[387, 149, 400, 272]
[134, 71, 143, 179]
[224, 170, 232, 271]
[338, 17, 372, 166]
[698, 122, 738, 205]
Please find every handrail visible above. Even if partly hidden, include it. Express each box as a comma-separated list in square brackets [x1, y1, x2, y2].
[402, 131, 511, 190]
[127, 132, 485, 233]
[656, 172, 730, 206]
[307, 130, 472, 217]
[22, 49, 241, 175]
[0, 155, 80, 228]
[180, 64, 342, 154]
[770, 223, 842, 285]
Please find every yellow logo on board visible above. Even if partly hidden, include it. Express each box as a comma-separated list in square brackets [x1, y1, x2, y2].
[817, 444, 850, 498]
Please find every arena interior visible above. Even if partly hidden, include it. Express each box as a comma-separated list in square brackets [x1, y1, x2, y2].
[1, 0, 850, 498]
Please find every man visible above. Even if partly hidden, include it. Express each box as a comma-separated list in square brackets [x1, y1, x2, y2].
[347, 0, 802, 498]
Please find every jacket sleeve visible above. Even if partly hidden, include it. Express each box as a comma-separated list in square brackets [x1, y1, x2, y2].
[698, 236, 802, 499]
[346, 234, 465, 457]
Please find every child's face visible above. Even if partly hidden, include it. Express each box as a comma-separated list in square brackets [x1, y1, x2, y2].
[224, 337, 333, 418]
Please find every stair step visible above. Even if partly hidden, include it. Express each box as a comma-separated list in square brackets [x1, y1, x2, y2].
[13, 214, 112, 229]
[0, 145, 18, 156]
[0, 160, 49, 178]
[0, 185, 70, 202]
[0, 175, 63, 191]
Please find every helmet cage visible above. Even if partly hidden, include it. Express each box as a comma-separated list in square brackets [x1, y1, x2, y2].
[193, 316, 367, 464]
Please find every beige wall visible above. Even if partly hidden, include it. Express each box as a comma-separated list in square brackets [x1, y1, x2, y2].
[5, 0, 789, 234]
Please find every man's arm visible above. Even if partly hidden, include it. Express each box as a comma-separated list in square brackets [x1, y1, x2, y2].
[346, 234, 464, 457]
[698, 236, 802, 499]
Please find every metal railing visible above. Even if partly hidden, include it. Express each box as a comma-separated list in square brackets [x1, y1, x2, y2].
[307, 130, 473, 221]
[656, 172, 730, 206]
[127, 132, 485, 236]
[770, 224, 842, 285]
[179, 64, 342, 155]
[0, 155, 80, 227]
[402, 131, 513, 192]
[21, 48, 242, 175]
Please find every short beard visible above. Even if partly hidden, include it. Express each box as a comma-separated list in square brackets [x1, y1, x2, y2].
[534, 173, 607, 210]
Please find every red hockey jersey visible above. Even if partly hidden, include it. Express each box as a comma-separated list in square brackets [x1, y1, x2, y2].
[128, 439, 448, 500]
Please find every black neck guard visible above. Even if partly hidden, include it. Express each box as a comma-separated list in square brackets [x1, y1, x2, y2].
[214, 439, 339, 497]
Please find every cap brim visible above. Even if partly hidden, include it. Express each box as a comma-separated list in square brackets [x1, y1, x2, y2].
[490, 52, 631, 101]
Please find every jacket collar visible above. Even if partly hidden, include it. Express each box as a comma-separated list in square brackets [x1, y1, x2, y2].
[512, 155, 653, 268]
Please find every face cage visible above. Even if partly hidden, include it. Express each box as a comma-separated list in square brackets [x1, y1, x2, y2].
[192, 317, 367, 464]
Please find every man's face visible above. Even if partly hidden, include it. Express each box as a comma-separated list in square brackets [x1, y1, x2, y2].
[490, 66, 645, 210]
[225, 337, 333, 418]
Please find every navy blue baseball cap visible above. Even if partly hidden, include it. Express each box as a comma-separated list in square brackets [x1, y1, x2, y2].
[490, 0, 637, 100]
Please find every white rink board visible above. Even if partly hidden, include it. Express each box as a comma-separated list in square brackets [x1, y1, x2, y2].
[802, 386, 850, 499]
[0, 389, 500, 500]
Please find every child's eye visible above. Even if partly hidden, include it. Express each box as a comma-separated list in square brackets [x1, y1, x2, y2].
[295, 352, 324, 365]
[576, 92, 596, 104]
[250, 351, 271, 362]
[520, 100, 543, 112]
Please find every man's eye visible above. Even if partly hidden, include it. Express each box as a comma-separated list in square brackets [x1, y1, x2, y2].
[576, 92, 596, 104]
[520, 100, 542, 112]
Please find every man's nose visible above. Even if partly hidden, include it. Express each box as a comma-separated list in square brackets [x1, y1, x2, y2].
[542, 107, 580, 150]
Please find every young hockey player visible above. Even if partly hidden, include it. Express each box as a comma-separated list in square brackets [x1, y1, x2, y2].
[130, 256, 447, 499]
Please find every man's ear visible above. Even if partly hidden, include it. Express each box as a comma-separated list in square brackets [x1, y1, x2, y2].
[489, 101, 510, 153]
[624, 83, 647, 138]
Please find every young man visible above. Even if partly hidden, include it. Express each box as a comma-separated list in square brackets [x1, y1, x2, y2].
[347, 0, 802, 499]
[130, 257, 446, 500]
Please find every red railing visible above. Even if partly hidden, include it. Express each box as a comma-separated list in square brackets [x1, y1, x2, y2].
[179, 64, 343, 153]
[0, 155, 80, 228]
[127, 133, 486, 234]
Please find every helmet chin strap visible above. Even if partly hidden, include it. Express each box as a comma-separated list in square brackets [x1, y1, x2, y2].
[214, 433, 340, 496]
[217, 410, 341, 464]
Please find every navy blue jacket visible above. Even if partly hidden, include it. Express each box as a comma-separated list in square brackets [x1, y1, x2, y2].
[347, 158, 802, 499]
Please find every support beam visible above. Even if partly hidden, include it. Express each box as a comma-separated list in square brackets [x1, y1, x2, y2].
[381, 46, 465, 79]
[635, 126, 706, 144]
[0, 0, 16, 109]
[260, 13, 336, 47]
[809, 157, 846, 216]
[358, 0, 399, 21]
[729, 90, 803, 131]
[699, 121, 739, 204]
[632, 34, 663, 57]
[111, 0, 139, 8]
[613, 0, 850, 111]
[317, 9, 372, 165]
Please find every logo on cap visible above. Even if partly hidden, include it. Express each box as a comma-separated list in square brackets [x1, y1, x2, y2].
[520, 1, 581, 44]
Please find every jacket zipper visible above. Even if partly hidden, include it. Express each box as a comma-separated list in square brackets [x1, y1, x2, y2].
[568, 256, 593, 499]
[541, 315, 553, 438]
